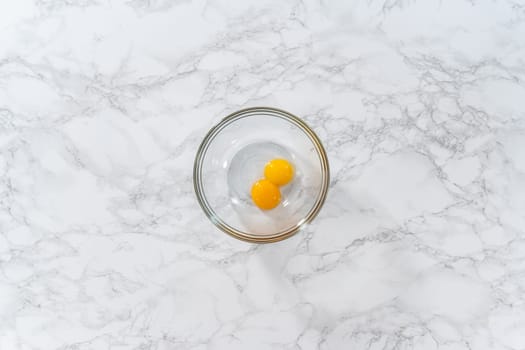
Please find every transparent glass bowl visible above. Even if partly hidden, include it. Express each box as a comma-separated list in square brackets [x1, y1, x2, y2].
[193, 107, 329, 243]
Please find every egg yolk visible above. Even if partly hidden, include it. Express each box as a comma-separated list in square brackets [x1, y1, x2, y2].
[251, 179, 281, 210]
[264, 158, 294, 186]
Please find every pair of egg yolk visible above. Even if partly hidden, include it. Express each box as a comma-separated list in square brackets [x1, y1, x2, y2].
[251, 159, 294, 210]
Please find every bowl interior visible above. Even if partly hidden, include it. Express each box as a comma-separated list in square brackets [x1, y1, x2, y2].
[194, 108, 328, 242]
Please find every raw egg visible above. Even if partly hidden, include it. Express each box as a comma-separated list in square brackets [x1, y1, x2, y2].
[264, 158, 294, 186]
[251, 179, 281, 210]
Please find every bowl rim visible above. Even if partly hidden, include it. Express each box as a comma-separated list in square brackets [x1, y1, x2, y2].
[193, 107, 329, 243]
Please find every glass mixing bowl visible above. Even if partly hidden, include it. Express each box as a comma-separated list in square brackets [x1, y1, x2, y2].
[193, 107, 329, 243]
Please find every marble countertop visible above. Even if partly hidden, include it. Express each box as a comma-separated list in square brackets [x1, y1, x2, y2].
[1, 1, 525, 349]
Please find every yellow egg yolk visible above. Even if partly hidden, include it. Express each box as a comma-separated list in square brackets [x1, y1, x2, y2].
[264, 158, 294, 186]
[251, 179, 281, 210]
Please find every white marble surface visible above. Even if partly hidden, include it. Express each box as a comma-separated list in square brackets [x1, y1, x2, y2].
[1, 0, 525, 349]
